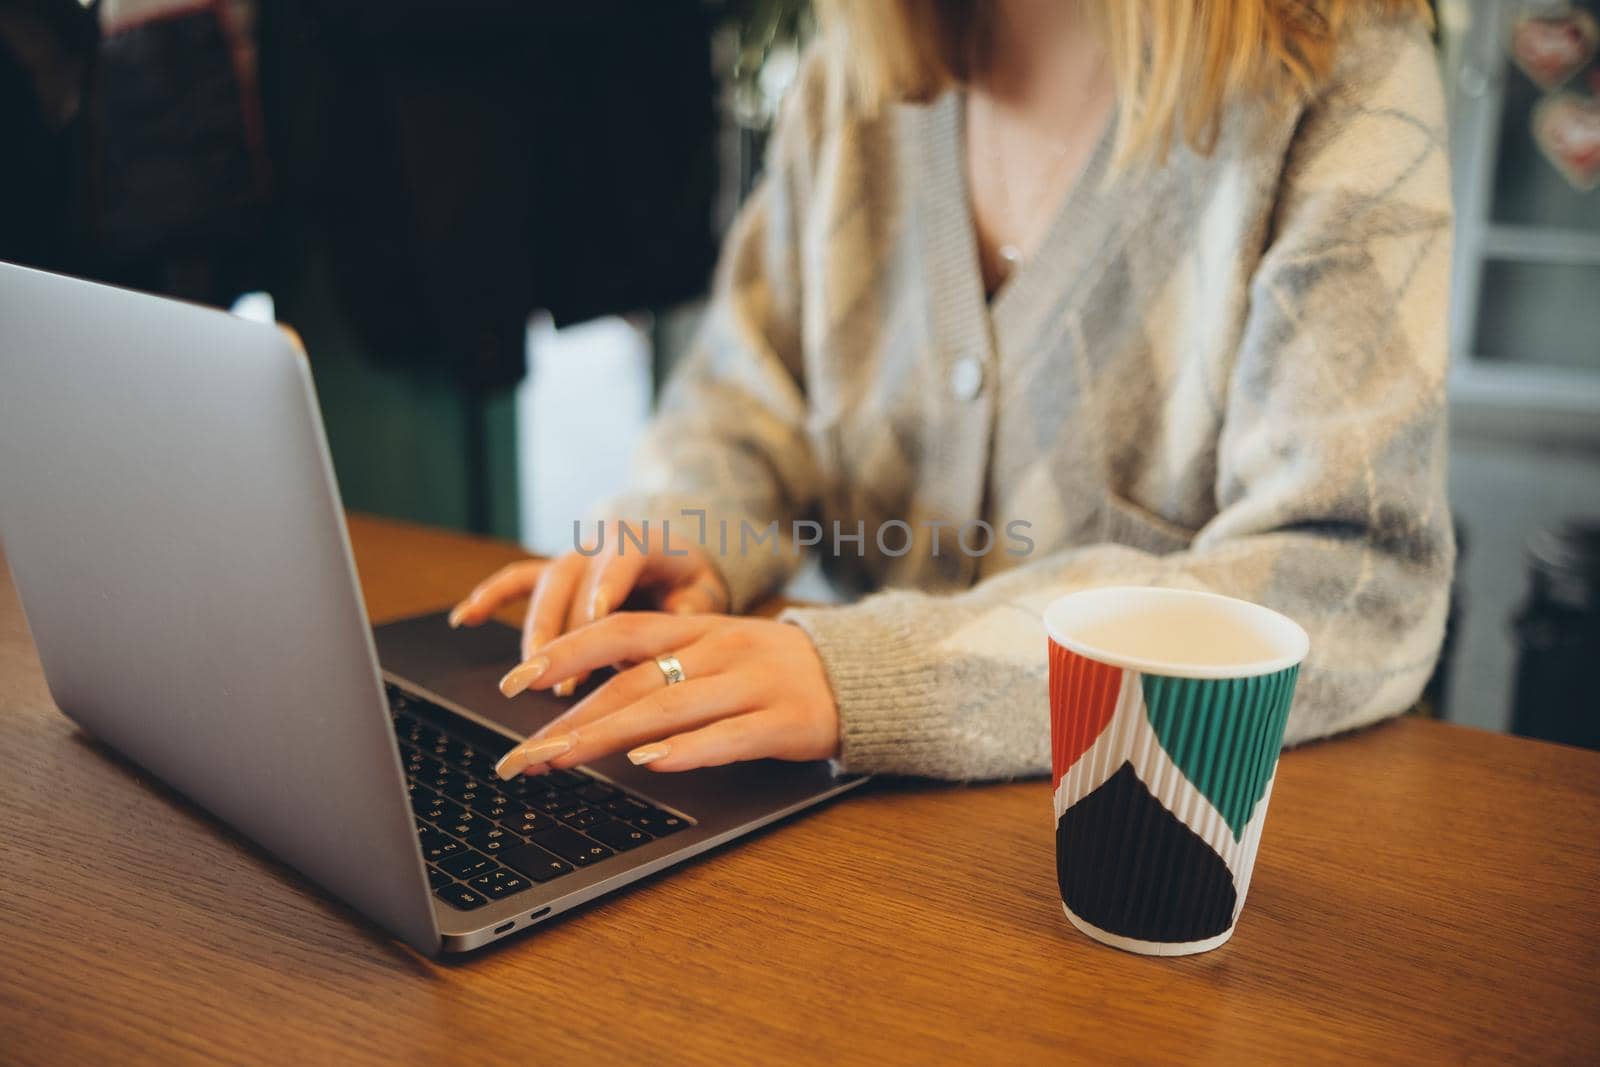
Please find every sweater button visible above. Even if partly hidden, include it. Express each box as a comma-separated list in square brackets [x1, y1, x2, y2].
[949, 356, 984, 401]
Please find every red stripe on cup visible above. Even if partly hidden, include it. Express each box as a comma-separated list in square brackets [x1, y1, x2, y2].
[1048, 640, 1123, 789]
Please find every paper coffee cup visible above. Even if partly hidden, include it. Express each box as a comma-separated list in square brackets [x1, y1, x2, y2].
[1043, 587, 1309, 956]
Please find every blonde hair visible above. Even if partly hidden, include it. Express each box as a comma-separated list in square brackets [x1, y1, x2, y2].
[814, 0, 1433, 164]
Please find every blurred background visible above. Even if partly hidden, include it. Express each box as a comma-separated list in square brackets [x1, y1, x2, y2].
[1, 0, 1595, 748]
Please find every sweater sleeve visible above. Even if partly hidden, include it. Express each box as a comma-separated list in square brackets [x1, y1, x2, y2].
[596, 54, 834, 612]
[783, 21, 1456, 779]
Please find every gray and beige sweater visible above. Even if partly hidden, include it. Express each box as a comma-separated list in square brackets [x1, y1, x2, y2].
[608, 17, 1454, 780]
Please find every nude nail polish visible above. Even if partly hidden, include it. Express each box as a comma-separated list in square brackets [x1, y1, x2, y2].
[447, 604, 468, 628]
[495, 736, 574, 780]
[589, 590, 610, 622]
[498, 656, 549, 697]
[553, 678, 576, 698]
[628, 743, 669, 766]
[494, 747, 535, 780]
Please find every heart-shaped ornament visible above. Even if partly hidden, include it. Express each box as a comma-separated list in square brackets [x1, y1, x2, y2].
[1511, 8, 1600, 89]
[1534, 92, 1600, 190]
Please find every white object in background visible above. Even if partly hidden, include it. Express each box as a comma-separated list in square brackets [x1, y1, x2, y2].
[516, 312, 653, 557]
[230, 291, 276, 324]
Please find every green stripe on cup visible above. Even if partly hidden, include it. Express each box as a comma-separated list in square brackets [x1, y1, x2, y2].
[1140, 667, 1300, 840]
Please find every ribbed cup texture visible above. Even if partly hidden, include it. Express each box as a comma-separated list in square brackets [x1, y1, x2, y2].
[1057, 762, 1238, 943]
[1140, 668, 1299, 840]
[1048, 638, 1302, 948]
[1048, 639, 1122, 789]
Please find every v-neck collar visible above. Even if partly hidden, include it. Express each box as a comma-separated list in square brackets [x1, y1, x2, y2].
[906, 89, 1124, 367]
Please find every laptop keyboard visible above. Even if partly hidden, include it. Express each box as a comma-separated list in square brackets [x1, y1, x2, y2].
[387, 683, 689, 911]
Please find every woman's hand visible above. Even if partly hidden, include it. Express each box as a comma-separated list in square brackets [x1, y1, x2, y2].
[490, 612, 841, 776]
[447, 532, 730, 695]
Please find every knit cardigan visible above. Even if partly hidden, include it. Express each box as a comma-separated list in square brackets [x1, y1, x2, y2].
[606, 17, 1455, 780]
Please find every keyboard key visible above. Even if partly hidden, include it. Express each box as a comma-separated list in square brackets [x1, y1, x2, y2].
[632, 811, 687, 836]
[552, 800, 586, 819]
[560, 807, 606, 830]
[426, 769, 463, 794]
[499, 775, 536, 797]
[468, 827, 525, 855]
[586, 820, 653, 852]
[527, 790, 570, 813]
[457, 786, 500, 811]
[427, 866, 454, 890]
[575, 782, 619, 804]
[457, 756, 500, 781]
[449, 741, 485, 766]
[416, 797, 464, 825]
[434, 884, 488, 910]
[465, 788, 510, 812]
[541, 768, 588, 791]
[457, 751, 494, 773]
[501, 843, 574, 883]
[470, 868, 532, 900]
[440, 851, 496, 879]
[499, 809, 554, 836]
[530, 826, 613, 866]
[476, 798, 516, 821]
[418, 829, 465, 862]
[440, 811, 490, 839]
[439, 775, 481, 800]
[603, 797, 650, 819]
[409, 786, 443, 817]
[409, 756, 445, 781]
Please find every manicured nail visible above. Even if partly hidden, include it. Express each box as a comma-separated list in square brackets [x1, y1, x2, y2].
[553, 678, 576, 698]
[494, 736, 574, 779]
[498, 657, 549, 697]
[448, 603, 468, 628]
[628, 743, 669, 766]
[589, 590, 610, 622]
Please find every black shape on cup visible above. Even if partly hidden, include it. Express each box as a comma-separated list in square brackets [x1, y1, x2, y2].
[1057, 762, 1237, 944]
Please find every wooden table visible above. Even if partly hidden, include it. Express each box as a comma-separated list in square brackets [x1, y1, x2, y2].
[2, 514, 1596, 1065]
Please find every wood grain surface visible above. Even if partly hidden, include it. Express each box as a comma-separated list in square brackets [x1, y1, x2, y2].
[1, 513, 1596, 1065]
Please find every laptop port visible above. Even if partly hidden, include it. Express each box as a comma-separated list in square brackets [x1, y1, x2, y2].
[528, 908, 551, 923]
[494, 921, 515, 934]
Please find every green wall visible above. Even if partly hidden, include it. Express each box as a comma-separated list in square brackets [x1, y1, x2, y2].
[276, 242, 521, 541]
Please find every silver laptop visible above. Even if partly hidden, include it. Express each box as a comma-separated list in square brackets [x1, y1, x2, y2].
[0, 260, 867, 955]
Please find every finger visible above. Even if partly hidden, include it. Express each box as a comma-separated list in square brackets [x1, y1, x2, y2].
[528, 638, 722, 740]
[498, 612, 718, 697]
[498, 673, 757, 776]
[587, 550, 648, 623]
[553, 559, 605, 695]
[520, 561, 579, 660]
[624, 708, 793, 772]
[660, 578, 725, 616]
[522, 553, 587, 660]
[520, 604, 545, 665]
[450, 560, 545, 628]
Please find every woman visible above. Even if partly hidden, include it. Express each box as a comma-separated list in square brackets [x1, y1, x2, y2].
[452, 0, 1454, 781]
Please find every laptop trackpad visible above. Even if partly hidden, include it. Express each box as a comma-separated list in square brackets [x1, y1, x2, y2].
[372, 612, 857, 826]
[374, 611, 566, 739]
